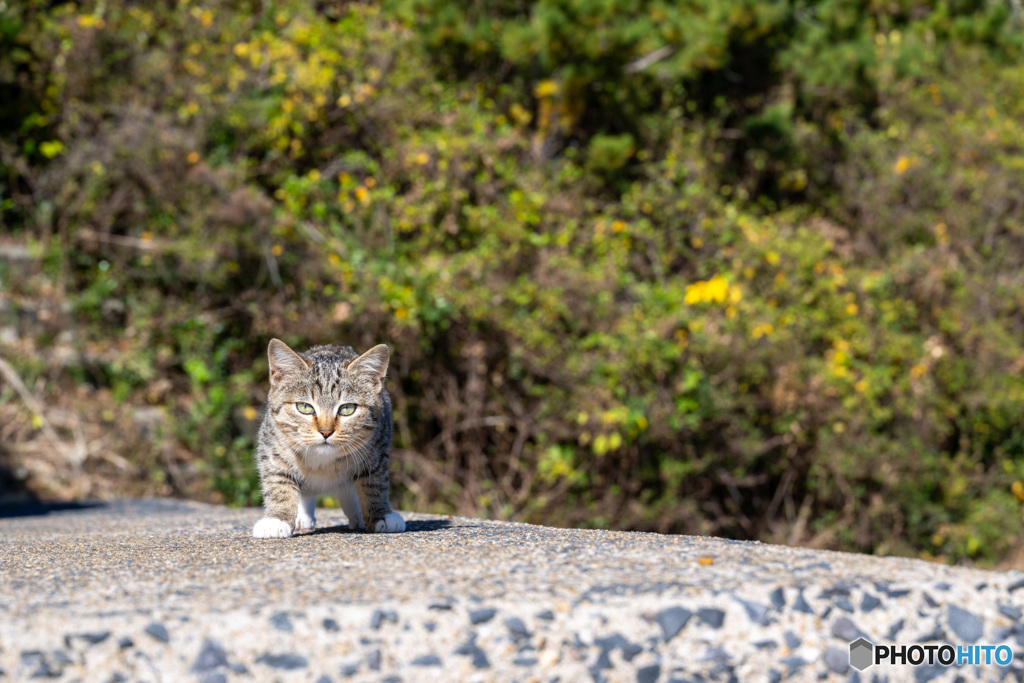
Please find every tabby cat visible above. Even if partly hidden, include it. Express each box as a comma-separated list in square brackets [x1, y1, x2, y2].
[252, 339, 405, 538]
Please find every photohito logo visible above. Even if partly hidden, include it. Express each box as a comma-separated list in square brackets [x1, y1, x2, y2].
[849, 638, 1014, 671]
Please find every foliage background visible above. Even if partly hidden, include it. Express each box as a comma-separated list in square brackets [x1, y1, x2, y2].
[2, 0, 1024, 566]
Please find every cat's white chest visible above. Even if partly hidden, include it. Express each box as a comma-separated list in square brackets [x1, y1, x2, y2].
[298, 444, 348, 475]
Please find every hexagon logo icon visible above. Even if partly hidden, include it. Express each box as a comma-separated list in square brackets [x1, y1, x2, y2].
[849, 637, 874, 671]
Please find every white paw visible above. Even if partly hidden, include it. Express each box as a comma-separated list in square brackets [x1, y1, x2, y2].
[348, 518, 367, 531]
[253, 517, 293, 539]
[294, 511, 316, 532]
[373, 512, 405, 533]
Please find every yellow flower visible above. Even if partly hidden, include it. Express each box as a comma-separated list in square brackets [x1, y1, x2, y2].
[414, 152, 430, 165]
[271, 244, 283, 257]
[684, 274, 731, 305]
[39, 141, 64, 158]
[187, 151, 200, 164]
[846, 302, 858, 315]
[704, 275, 728, 302]
[1012, 481, 1024, 503]
[894, 156, 910, 175]
[534, 79, 559, 98]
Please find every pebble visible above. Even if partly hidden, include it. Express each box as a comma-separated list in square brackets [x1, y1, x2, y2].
[947, 604, 983, 643]
[323, 618, 340, 632]
[999, 604, 1023, 621]
[835, 597, 855, 613]
[887, 618, 905, 639]
[468, 608, 497, 625]
[593, 633, 629, 669]
[411, 654, 441, 667]
[191, 639, 229, 674]
[780, 655, 805, 673]
[783, 631, 801, 649]
[64, 631, 110, 647]
[831, 617, 867, 642]
[876, 583, 911, 598]
[860, 593, 882, 612]
[792, 592, 814, 615]
[914, 665, 945, 682]
[769, 587, 786, 609]
[823, 645, 848, 674]
[636, 664, 660, 683]
[143, 622, 169, 644]
[697, 607, 725, 629]
[653, 606, 691, 641]
[453, 636, 489, 669]
[270, 612, 293, 632]
[734, 596, 771, 626]
[21, 650, 73, 678]
[504, 616, 529, 642]
[257, 653, 308, 670]
[370, 609, 398, 629]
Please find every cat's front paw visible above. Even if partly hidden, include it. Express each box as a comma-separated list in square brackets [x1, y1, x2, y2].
[372, 512, 405, 533]
[253, 517, 293, 539]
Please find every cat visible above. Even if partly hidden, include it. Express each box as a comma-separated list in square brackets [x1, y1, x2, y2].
[252, 339, 405, 538]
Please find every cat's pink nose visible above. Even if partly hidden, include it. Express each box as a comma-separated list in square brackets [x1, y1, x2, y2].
[319, 428, 334, 439]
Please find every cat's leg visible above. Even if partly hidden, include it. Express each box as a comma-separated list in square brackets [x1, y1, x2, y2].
[294, 491, 317, 532]
[355, 464, 404, 533]
[338, 479, 366, 531]
[253, 470, 299, 539]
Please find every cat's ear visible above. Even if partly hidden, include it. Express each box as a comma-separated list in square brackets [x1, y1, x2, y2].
[267, 339, 310, 384]
[348, 344, 389, 392]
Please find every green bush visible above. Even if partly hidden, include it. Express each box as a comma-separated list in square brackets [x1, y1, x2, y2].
[1, 0, 1023, 565]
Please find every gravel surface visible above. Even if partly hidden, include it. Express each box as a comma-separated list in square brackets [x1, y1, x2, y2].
[1, 499, 1022, 682]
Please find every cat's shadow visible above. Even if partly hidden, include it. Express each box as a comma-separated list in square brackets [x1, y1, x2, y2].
[307, 518, 452, 535]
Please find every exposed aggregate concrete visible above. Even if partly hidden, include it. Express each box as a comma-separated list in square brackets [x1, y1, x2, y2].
[0, 499, 1022, 682]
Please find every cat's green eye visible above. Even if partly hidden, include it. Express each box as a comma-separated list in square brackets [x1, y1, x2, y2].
[338, 403, 357, 416]
[295, 402, 315, 415]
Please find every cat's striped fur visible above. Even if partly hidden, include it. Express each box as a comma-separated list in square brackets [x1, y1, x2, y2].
[252, 339, 404, 538]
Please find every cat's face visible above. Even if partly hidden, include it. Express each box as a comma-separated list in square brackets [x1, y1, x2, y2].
[265, 340, 389, 459]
